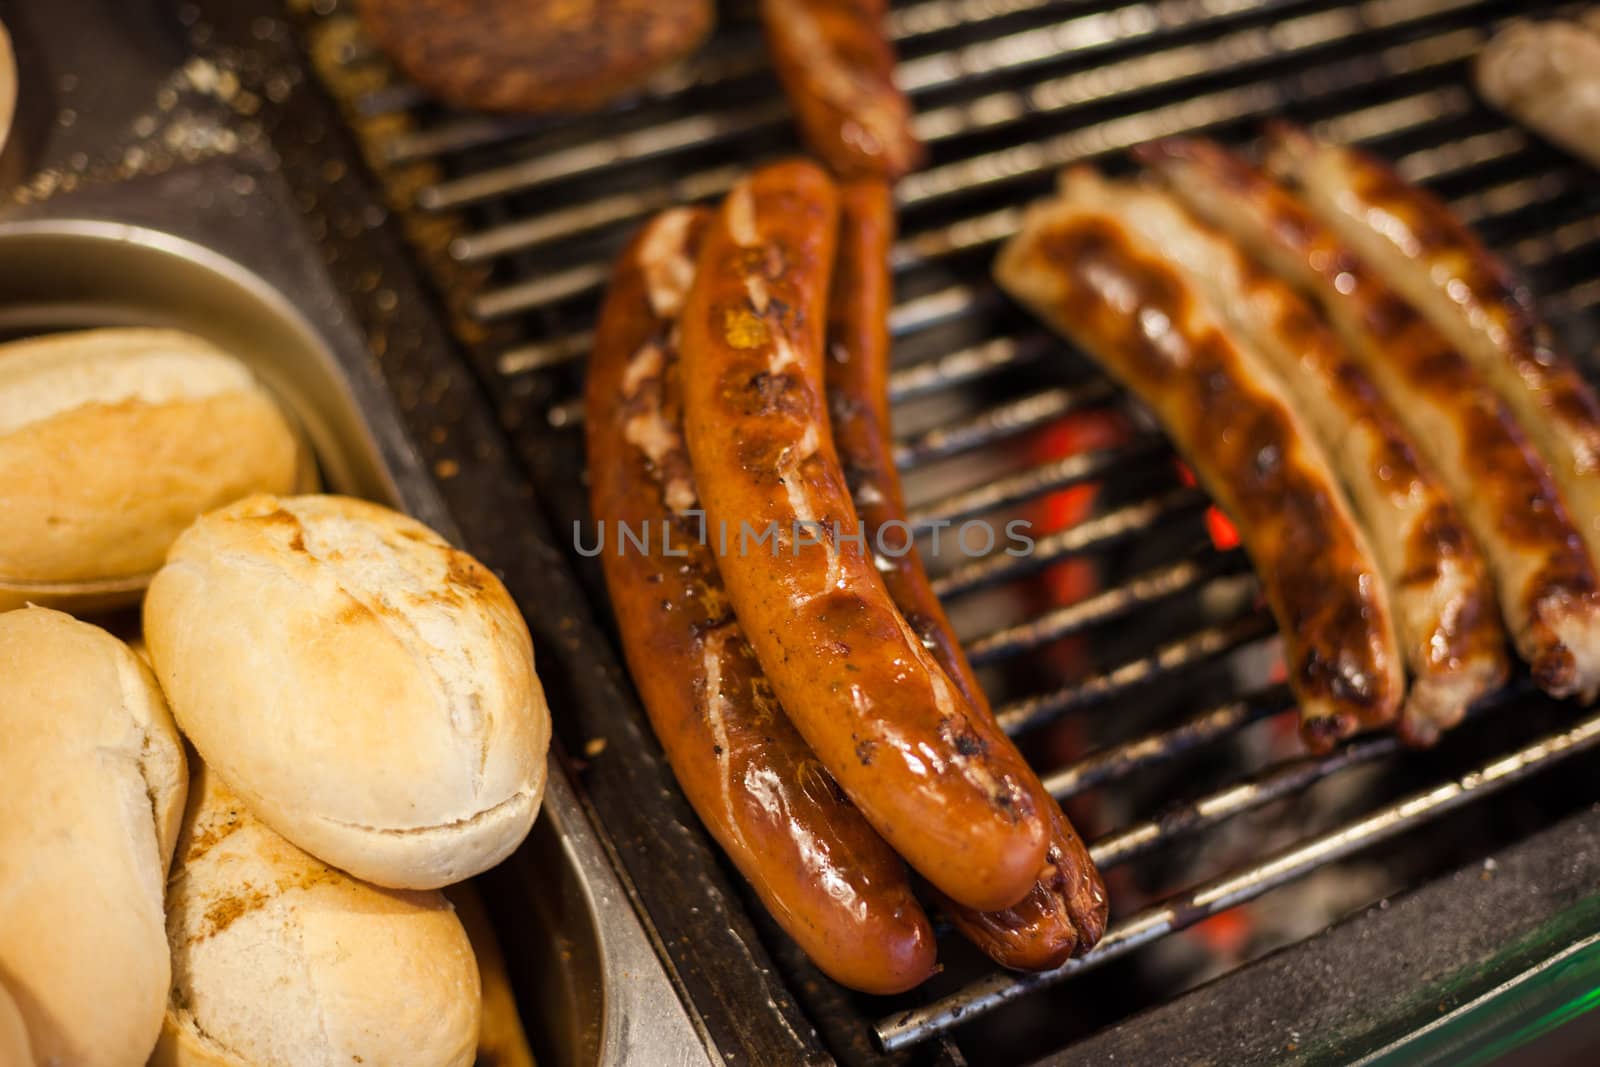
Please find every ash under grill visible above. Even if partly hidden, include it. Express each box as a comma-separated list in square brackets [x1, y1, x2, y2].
[300, 0, 1600, 1061]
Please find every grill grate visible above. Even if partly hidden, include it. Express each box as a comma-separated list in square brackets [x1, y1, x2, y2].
[300, 0, 1600, 1059]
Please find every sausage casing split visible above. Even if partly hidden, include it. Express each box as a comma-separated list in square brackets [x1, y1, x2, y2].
[760, 0, 925, 181]
[680, 160, 1051, 912]
[1264, 125, 1600, 567]
[585, 206, 937, 994]
[1145, 138, 1600, 701]
[996, 169, 1405, 750]
[826, 180, 1107, 969]
[1099, 168, 1506, 745]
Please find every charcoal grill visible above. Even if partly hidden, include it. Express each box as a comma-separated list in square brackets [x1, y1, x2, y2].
[184, 0, 1600, 1061]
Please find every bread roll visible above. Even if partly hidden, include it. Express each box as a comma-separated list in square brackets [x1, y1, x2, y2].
[0, 982, 33, 1067]
[144, 494, 550, 889]
[153, 764, 481, 1067]
[0, 606, 188, 1066]
[354, 0, 713, 114]
[0, 328, 303, 611]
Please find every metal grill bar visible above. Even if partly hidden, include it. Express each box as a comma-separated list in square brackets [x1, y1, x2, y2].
[887, 334, 1049, 403]
[965, 550, 1249, 665]
[455, 9, 1489, 308]
[888, 284, 995, 338]
[470, 96, 1574, 381]
[1042, 684, 1295, 798]
[515, 185, 1598, 431]
[878, 709, 1600, 1052]
[908, 434, 1166, 528]
[417, 0, 1307, 214]
[304, 0, 1600, 1059]
[445, 0, 1338, 260]
[930, 486, 1210, 599]
[894, 380, 1117, 468]
[995, 609, 1277, 734]
[1088, 733, 1400, 867]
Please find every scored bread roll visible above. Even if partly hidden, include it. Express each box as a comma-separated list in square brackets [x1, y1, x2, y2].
[144, 494, 551, 889]
[0, 327, 303, 611]
[154, 763, 481, 1067]
[0, 606, 188, 1067]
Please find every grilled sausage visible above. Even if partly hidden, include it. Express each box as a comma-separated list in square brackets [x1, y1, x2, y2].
[680, 160, 1051, 911]
[356, 0, 713, 115]
[1146, 137, 1600, 700]
[585, 206, 937, 994]
[1101, 168, 1506, 745]
[761, 0, 925, 181]
[826, 180, 1107, 968]
[1477, 19, 1600, 171]
[996, 168, 1405, 750]
[1264, 124, 1600, 567]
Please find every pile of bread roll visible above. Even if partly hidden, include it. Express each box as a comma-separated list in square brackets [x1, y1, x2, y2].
[0, 329, 551, 1066]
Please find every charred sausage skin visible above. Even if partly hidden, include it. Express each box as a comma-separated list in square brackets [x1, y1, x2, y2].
[586, 206, 936, 994]
[997, 174, 1405, 750]
[681, 160, 1051, 912]
[1146, 138, 1600, 701]
[761, 0, 925, 181]
[827, 180, 1107, 969]
[1265, 125, 1600, 568]
[1096, 168, 1506, 746]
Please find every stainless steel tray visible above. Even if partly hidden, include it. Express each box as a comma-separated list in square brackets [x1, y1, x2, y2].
[0, 199, 713, 1067]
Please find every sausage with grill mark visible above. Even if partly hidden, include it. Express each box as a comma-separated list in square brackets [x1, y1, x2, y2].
[585, 206, 937, 994]
[826, 179, 1107, 968]
[680, 160, 1052, 911]
[761, 0, 925, 181]
[996, 167, 1406, 750]
[1146, 137, 1600, 702]
[1102, 165, 1507, 745]
[1263, 125, 1600, 569]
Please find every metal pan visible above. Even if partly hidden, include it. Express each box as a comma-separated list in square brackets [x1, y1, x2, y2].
[0, 215, 712, 1067]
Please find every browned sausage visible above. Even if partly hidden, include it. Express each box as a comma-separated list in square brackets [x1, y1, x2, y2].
[680, 160, 1051, 912]
[1264, 124, 1600, 566]
[996, 167, 1406, 751]
[1094, 168, 1507, 746]
[826, 179, 1107, 968]
[356, 0, 714, 115]
[760, 0, 925, 181]
[1478, 19, 1600, 173]
[1146, 137, 1600, 701]
[585, 206, 936, 994]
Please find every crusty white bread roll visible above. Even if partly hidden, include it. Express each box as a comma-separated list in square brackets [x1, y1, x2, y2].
[0, 982, 33, 1067]
[153, 763, 481, 1067]
[0, 327, 303, 612]
[144, 494, 550, 889]
[0, 606, 188, 1066]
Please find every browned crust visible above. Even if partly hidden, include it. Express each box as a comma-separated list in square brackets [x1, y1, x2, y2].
[355, 0, 714, 114]
[826, 180, 1106, 969]
[584, 206, 937, 994]
[681, 160, 1052, 912]
[1141, 137, 1600, 700]
[1100, 170, 1506, 745]
[997, 202, 1404, 749]
[761, 0, 925, 180]
[1264, 124, 1600, 559]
